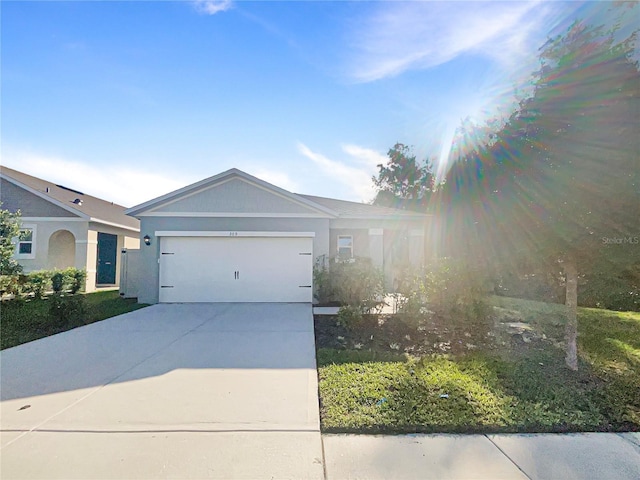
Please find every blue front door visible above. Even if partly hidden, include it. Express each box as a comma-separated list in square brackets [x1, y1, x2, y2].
[96, 233, 117, 285]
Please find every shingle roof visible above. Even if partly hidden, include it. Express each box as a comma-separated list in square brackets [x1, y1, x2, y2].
[297, 194, 428, 219]
[0, 166, 140, 231]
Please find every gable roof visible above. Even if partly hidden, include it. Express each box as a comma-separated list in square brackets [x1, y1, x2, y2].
[126, 168, 338, 217]
[297, 194, 428, 219]
[0, 166, 140, 231]
[127, 167, 428, 220]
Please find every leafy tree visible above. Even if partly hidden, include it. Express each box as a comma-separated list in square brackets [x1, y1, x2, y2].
[444, 7, 639, 369]
[0, 203, 23, 276]
[373, 143, 435, 211]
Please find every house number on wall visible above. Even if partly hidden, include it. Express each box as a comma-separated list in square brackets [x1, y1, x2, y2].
[229, 231, 238, 236]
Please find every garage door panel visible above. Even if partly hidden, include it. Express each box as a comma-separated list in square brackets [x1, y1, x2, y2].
[159, 236, 312, 303]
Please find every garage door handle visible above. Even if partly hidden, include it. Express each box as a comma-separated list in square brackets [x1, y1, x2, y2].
[299, 285, 312, 288]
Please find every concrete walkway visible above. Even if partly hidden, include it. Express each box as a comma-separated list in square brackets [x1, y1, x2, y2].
[323, 432, 640, 479]
[1, 303, 324, 479]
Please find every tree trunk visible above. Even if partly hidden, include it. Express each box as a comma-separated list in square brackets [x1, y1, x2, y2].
[564, 257, 578, 371]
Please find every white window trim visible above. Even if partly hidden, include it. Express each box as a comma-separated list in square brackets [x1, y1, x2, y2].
[337, 235, 354, 259]
[15, 224, 36, 259]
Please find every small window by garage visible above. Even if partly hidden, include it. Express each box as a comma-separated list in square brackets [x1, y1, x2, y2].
[16, 226, 36, 259]
[337, 235, 353, 259]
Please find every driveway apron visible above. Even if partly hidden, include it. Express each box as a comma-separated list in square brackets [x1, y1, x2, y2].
[1, 303, 324, 479]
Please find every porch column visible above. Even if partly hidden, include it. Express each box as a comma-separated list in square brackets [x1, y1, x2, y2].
[75, 230, 98, 292]
[409, 229, 425, 268]
[368, 228, 384, 267]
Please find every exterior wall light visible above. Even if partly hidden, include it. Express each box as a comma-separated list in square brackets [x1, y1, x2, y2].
[143, 235, 151, 246]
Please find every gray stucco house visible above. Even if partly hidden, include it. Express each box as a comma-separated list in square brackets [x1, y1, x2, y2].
[0, 166, 140, 292]
[124, 168, 429, 304]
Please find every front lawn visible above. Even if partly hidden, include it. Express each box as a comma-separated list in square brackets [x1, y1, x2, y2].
[315, 297, 640, 433]
[1, 290, 148, 350]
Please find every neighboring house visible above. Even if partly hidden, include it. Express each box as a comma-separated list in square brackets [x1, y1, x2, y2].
[125, 168, 429, 304]
[0, 166, 140, 292]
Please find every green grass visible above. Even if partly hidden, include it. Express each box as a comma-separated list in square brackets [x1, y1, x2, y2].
[1, 290, 148, 350]
[317, 297, 640, 433]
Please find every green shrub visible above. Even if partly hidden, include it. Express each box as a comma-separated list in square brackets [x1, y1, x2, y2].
[392, 258, 492, 345]
[0, 274, 22, 296]
[24, 271, 52, 299]
[493, 266, 564, 304]
[0, 205, 23, 277]
[393, 267, 430, 317]
[32, 267, 86, 295]
[337, 305, 365, 330]
[51, 272, 65, 293]
[579, 265, 640, 312]
[48, 293, 87, 326]
[64, 267, 86, 294]
[314, 257, 335, 304]
[314, 256, 386, 310]
[315, 256, 386, 330]
[395, 258, 490, 319]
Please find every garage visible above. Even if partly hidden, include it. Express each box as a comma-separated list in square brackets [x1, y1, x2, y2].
[157, 232, 314, 303]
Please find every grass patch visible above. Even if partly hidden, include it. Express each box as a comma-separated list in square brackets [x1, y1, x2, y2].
[1, 290, 148, 350]
[316, 297, 640, 433]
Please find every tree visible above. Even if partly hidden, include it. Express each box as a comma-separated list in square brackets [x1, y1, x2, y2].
[372, 143, 435, 211]
[444, 7, 639, 369]
[0, 203, 23, 276]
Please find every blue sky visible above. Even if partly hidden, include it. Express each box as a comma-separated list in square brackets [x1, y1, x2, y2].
[1, 1, 626, 206]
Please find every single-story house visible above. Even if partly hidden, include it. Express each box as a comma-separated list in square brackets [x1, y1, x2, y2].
[125, 168, 429, 304]
[0, 166, 140, 292]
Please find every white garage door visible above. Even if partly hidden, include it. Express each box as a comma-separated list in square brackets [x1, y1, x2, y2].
[158, 235, 313, 303]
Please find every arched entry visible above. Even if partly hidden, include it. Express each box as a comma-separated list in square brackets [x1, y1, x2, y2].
[48, 230, 76, 270]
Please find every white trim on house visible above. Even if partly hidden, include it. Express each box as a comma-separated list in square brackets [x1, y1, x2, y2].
[139, 212, 330, 218]
[337, 234, 354, 258]
[126, 168, 338, 217]
[337, 214, 429, 220]
[410, 229, 425, 236]
[20, 217, 87, 222]
[15, 224, 37, 259]
[155, 231, 316, 238]
[89, 218, 140, 232]
[368, 228, 384, 235]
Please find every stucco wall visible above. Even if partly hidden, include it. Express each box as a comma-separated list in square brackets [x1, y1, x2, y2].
[135, 216, 331, 304]
[13, 219, 139, 292]
[16, 219, 90, 273]
[328, 228, 370, 258]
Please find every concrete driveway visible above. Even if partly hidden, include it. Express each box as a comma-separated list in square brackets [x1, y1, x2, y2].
[1, 303, 324, 479]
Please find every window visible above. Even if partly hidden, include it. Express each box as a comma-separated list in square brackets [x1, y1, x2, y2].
[16, 226, 36, 259]
[337, 235, 353, 259]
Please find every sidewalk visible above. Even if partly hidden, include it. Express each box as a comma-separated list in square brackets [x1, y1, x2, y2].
[322, 432, 640, 480]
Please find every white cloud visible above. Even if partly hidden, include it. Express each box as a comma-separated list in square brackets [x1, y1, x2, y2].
[1, 149, 196, 208]
[297, 143, 381, 202]
[192, 0, 233, 16]
[341, 144, 388, 169]
[347, 1, 552, 82]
